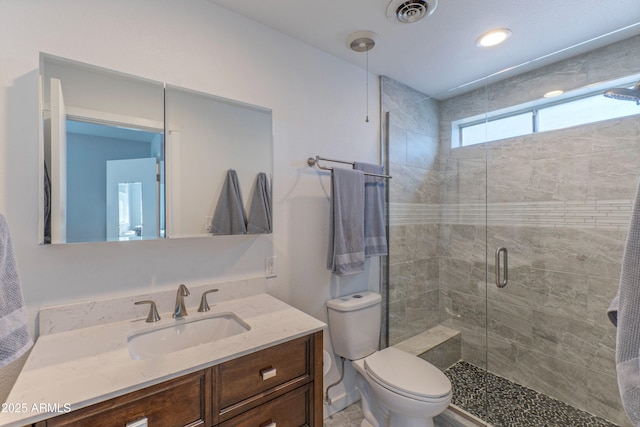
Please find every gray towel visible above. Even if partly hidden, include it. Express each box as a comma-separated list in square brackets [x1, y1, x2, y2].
[327, 168, 365, 275]
[608, 181, 640, 425]
[354, 162, 388, 257]
[0, 214, 33, 368]
[210, 169, 247, 235]
[247, 173, 272, 234]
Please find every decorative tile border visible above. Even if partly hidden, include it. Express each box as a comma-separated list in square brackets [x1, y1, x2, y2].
[390, 200, 632, 231]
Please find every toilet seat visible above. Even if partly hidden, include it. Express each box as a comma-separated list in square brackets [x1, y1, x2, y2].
[364, 347, 451, 401]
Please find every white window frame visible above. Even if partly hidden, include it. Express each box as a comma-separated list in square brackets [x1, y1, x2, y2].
[451, 74, 640, 148]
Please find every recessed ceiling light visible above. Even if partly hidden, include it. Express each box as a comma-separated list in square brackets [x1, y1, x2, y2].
[476, 28, 512, 47]
[544, 90, 564, 98]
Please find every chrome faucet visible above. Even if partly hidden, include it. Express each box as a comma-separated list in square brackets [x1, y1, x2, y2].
[173, 284, 190, 318]
[135, 300, 161, 323]
[198, 288, 219, 312]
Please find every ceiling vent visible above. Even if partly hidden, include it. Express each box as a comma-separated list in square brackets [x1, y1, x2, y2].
[386, 0, 438, 24]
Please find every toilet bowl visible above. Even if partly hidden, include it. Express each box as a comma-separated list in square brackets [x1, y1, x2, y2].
[353, 347, 451, 427]
[326, 292, 452, 427]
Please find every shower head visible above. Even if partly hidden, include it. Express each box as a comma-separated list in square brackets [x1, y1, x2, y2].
[603, 81, 640, 105]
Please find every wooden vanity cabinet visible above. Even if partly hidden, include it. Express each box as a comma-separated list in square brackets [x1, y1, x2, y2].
[213, 332, 323, 426]
[217, 383, 312, 427]
[32, 331, 322, 427]
[35, 370, 210, 427]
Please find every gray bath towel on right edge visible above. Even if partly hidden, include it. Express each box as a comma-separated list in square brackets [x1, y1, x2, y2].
[608, 180, 640, 425]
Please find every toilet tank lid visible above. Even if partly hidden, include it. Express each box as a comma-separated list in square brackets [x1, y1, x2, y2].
[327, 291, 381, 312]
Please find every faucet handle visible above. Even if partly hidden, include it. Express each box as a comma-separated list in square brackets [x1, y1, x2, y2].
[178, 283, 190, 296]
[135, 300, 161, 323]
[198, 289, 219, 312]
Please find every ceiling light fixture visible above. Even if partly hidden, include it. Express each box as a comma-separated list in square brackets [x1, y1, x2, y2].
[347, 31, 379, 123]
[544, 90, 564, 98]
[476, 28, 512, 47]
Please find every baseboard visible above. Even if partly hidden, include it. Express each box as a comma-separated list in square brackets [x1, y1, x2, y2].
[323, 388, 361, 419]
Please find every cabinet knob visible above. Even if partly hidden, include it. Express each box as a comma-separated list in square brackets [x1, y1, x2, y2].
[260, 421, 276, 427]
[126, 417, 148, 427]
[260, 367, 277, 380]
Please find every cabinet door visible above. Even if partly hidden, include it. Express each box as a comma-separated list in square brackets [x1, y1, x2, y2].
[218, 384, 311, 427]
[44, 370, 210, 427]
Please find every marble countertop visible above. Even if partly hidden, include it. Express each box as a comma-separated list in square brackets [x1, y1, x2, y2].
[0, 293, 326, 427]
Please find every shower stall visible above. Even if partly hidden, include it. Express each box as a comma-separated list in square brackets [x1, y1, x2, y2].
[382, 34, 640, 427]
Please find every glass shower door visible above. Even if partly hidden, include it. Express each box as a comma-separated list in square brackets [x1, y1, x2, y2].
[484, 68, 630, 425]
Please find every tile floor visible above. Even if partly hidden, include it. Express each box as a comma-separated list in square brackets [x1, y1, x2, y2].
[323, 361, 621, 427]
[322, 401, 478, 427]
[445, 361, 619, 427]
[323, 401, 365, 427]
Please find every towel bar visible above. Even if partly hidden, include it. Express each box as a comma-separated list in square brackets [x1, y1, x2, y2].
[307, 155, 392, 179]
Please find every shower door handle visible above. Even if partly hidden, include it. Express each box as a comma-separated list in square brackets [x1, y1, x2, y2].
[495, 247, 508, 288]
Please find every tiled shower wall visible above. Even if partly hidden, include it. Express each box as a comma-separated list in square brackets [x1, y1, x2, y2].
[382, 35, 640, 426]
[381, 77, 442, 344]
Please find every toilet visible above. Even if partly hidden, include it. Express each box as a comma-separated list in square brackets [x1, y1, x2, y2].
[327, 291, 452, 427]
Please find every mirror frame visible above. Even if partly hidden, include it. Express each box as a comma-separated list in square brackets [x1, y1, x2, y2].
[39, 53, 273, 244]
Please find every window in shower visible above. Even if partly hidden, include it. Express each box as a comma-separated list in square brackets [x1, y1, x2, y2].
[452, 76, 640, 147]
[537, 93, 639, 132]
[459, 111, 532, 147]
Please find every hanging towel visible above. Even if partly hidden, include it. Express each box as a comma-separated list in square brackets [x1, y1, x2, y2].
[210, 169, 247, 235]
[354, 162, 388, 257]
[247, 173, 272, 234]
[327, 168, 365, 275]
[608, 180, 640, 425]
[0, 214, 33, 368]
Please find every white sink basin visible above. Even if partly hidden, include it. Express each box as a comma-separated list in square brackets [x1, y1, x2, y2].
[127, 312, 251, 360]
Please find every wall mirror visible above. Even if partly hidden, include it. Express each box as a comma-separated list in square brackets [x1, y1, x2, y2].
[39, 54, 273, 244]
[165, 85, 273, 238]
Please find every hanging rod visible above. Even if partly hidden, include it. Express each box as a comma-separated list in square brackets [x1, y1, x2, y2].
[307, 156, 392, 179]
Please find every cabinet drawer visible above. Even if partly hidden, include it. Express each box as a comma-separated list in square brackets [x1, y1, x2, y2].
[44, 370, 210, 427]
[215, 335, 311, 410]
[218, 384, 311, 427]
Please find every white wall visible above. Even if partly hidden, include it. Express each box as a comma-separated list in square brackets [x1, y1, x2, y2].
[0, 0, 381, 410]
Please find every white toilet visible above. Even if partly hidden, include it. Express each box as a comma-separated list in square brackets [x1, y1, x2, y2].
[327, 291, 452, 427]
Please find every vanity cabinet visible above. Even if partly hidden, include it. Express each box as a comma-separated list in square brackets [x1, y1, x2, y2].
[31, 331, 322, 427]
[35, 370, 210, 427]
[217, 384, 312, 427]
[213, 333, 322, 426]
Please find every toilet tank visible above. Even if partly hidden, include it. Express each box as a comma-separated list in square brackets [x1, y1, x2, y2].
[327, 291, 382, 360]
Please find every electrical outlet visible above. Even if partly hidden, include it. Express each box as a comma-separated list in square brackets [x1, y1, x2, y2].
[265, 256, 277, 278]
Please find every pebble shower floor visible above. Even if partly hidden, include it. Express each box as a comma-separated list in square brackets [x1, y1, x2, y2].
[444, 362, 619, 427]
